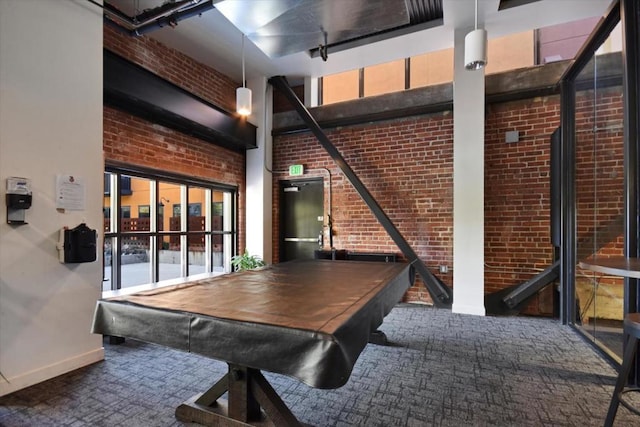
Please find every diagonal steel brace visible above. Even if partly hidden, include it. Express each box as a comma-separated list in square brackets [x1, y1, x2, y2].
[269, 76, 452, 307]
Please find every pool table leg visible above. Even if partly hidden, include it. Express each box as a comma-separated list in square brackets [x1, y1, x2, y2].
[175, 363, 303, 426]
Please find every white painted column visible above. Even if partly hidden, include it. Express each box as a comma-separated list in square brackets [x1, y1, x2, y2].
[304, 76, 319, 107]
[245, 76, 273, 264]
[0, 0, 104, 395]
[452, 27, 486, 316]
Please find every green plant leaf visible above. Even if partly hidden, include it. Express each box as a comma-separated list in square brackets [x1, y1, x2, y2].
[231, 249, 265, 271]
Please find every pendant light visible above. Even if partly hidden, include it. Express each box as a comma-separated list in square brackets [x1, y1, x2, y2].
[236, 34, 252, 116]
[464, 0, 487, 71]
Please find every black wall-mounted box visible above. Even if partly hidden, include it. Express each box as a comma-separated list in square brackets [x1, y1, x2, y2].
[6, 193, 32, 209]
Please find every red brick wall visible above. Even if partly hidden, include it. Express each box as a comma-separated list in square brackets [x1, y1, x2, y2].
[273, 114, 454, 304]
[103, 26, 246, 251]
[575, 87, 624, 256]
[574, 86, 625, 307]
[103, 108, 245, 185]
[102, 24, 625, 315]
[484, 96, 561, 314]
[104, 26, 238, 113]
[273, 90, 624, 313]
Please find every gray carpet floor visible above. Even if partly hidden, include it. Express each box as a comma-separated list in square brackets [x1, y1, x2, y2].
[1, 304, 638, 426]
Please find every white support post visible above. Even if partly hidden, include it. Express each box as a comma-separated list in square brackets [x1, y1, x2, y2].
[452, 26, 486, 316]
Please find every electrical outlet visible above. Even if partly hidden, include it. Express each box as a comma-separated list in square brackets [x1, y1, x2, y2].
[439, 265, 448, 274]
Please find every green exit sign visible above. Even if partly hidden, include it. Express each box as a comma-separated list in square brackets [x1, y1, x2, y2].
[289, 164, 304, 176]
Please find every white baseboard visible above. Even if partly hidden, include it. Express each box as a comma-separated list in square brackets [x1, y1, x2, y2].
[452, 303, 486, 316]
[0, 347, 104, 397]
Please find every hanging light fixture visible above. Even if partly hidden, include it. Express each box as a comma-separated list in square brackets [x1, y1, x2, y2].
[464, 0, 487, 71]
[236, 34, 252, 116]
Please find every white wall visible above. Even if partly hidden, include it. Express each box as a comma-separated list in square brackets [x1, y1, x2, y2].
[0, 0, 104, 396]
[245, 77, 273, 263]
[452, 27, 486, 316]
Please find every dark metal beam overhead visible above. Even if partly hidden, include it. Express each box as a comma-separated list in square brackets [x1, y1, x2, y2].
[104, 50, 256, 152]
[498, 0, 543, 11]
[103, 0, 217, 36]
[309, 0, 443, 59]
[407, 0, 443, 24]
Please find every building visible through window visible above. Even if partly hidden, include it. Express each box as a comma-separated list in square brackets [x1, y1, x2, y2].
[319, 17, 613, 106]
[103, 169, 236, 292]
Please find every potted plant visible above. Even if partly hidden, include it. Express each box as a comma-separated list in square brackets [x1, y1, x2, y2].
[231, 249, 266, 271]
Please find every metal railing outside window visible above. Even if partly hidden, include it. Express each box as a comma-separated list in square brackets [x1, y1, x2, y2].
[103, 167, 236, 292]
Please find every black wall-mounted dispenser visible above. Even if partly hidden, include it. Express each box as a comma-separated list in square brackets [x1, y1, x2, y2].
[57, 223, 97, 263]
[6, 177, 32, 224]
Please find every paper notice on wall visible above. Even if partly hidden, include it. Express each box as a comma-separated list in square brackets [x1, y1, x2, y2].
[56, 174, 85, 211]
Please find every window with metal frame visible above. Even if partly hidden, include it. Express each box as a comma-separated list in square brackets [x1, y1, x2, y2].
[103, 166, 237, 292]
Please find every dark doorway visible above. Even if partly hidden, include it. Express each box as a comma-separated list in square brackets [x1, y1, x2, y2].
[280, 178, 324, 261]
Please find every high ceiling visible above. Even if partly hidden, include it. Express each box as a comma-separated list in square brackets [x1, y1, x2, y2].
[104, 0, 613, 83]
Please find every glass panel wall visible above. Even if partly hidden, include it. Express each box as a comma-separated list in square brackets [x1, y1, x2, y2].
[320, 19, 604, 106]
[485, 31, 534, 74]
[188, 186, 207, 276]
[211, 194, 225, 272]
[322, 69, 360, 105]
[158, 181, 182, 281]
[410, 48, 453, 88]
[573, 18, 624, 359]
[103, 173, 114, 291]
[363, 59, 405, 97]
[119, 176, 153, 288]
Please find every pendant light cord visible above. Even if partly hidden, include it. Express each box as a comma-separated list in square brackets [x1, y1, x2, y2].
[242, 34, 246, 88]
[475, 0, 478, 30]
